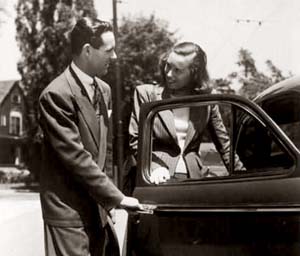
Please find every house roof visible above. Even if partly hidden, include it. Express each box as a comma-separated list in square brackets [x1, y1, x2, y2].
[0, 80, 18, 104]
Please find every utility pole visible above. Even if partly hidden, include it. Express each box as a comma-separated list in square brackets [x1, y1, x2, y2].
[112, 0, 123, 189]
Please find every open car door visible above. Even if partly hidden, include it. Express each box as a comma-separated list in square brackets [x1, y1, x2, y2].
[127, 94, 300, 256]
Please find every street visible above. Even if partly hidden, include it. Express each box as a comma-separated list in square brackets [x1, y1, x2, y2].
[0, 184, 128, 256]
[0, 186, 43, 256]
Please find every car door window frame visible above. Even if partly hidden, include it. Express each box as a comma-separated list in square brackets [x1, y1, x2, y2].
[137, 94, 299, 186]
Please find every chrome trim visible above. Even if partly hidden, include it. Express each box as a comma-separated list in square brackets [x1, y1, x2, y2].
[155, 207, 300, 213]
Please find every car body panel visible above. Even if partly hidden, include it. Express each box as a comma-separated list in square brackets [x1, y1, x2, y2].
[127, 78, 300, 255]
[254, 76, 300, 103]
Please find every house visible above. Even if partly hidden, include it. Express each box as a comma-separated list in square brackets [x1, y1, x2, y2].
[0, 80, 27, 167]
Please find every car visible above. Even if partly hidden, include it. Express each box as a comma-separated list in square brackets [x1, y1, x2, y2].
[125, 76, 300, 256]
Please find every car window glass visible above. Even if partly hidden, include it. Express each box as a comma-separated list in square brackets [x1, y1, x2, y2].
[261, 94, 300, 150]
[236, 108, 294, 172]
[278, 122, 300, 149]
[147, 102, 294, 184]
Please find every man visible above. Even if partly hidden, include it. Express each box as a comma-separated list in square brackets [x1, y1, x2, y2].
[39, 17, 142, 256]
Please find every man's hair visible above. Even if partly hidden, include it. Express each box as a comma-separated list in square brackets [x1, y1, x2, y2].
[159, 42, 210, 91]
[70, 17, 113, 56]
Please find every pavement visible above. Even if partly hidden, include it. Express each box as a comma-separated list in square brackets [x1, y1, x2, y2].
[0, 183, 128, 256]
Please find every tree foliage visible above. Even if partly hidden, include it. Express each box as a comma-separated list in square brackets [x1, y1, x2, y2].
[265, 59, 286, 84]
[15, 0, 96, 175]
[214, 48, 290, 99]
[236, 48, 289, 99]
[105, 14, 177, 99]
[0, 1, 7, 25]
[103, 15, 177, 150]
[16, 0, 96, 127]
[211, 78, 235, 94]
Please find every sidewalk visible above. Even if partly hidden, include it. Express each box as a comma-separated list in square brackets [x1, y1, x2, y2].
[0, 184, 128, 256]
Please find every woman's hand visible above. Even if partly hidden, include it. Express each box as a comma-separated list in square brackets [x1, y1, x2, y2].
[150, 167, 170, 185]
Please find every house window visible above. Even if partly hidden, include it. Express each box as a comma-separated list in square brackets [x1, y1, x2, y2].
[0, 115, 6, 126]
[11, 94, 21, 104]
[9, 111, 22, 135]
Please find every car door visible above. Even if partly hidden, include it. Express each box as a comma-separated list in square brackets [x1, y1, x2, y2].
[127, 94, 300, 256]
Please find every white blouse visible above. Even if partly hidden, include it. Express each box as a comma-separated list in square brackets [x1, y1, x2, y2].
[173, 107, 190, 174]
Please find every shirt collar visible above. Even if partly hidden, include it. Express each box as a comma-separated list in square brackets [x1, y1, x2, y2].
[71, 61, 94, 86]
[71, 61, 95, 102]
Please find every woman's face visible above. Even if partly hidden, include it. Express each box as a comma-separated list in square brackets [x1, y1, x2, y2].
[164, 51, 195, 90]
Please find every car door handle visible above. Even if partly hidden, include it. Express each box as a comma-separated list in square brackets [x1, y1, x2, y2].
[136, 204, 157, 215]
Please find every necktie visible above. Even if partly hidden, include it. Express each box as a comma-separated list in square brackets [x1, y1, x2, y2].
[92, 79, 108, 125]
[92, 78, 109, 171]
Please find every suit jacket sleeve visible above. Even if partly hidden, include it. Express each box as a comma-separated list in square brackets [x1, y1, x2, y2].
[129, 85, 149, 157]
[208, 104, 245, 171]
[128, 85, 169, 172]
[39, 90, 124, 210]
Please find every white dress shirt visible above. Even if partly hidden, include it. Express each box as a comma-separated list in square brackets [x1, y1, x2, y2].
[70, 62, 112, 118]
[71, 61, 95, 102]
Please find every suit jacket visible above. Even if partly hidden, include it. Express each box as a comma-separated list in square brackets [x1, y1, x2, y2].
[39, 66, 124, 228]
[129, 84, 243, 178]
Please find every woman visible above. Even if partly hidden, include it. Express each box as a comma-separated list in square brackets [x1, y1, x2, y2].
[128, 42, 244, 185]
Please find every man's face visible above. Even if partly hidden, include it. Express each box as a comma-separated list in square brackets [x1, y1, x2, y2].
[165, 51, 195, 90]
[89, 31, 117, 78]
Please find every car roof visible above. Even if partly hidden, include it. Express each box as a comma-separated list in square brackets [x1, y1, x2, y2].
[254, 76, 300, 103]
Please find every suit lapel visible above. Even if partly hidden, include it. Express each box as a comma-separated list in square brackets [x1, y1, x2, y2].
[151, 86, 211, 152]
[65, 67, 100, 148]
[95, 78, 110, 109]
[157, 110, 178, 143]
[152, 86, 178, 143]
[184, 106, 209, 151]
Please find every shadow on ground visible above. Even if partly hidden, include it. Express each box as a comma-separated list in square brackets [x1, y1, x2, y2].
[0, 182, 40, 193]
[12, 182, 40, 193]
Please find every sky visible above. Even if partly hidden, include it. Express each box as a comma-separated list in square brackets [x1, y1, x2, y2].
[0, 0, 300, 81]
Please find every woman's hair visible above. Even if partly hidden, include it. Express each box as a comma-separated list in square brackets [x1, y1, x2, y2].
[70, 17, 113, 56]
[159, 42, 211, 91]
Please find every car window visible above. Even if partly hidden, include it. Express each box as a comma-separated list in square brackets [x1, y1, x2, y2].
[236, 109, 294, 172]
[260, 93, 300, 150]
[147, 102, 295, 184]
[278, 122, 300, 149]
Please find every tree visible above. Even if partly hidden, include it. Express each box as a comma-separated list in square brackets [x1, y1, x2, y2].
[212, 48, 290, 100]
[228, 48, 290, 99]
[236, 48, 257, 78]
[212, 78, 235, 94]
[105, 14, 176, 96]
[265, 59, 286, 84]
[104, 14, 177, 151]
[16, 0, 96, 127]
[15, 0, 96, 176]
[0, 1, 8, 26]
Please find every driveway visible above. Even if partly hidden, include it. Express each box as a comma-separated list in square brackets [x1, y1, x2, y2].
[0, 184, 128, 256]
[0, 184, 43, 256]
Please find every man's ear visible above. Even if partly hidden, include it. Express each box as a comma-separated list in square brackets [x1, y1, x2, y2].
[82, 43, 92, 57]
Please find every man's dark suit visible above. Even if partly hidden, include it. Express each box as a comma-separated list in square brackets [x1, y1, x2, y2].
[39, 67, 124, 255]
[129, 84, 244, 179]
